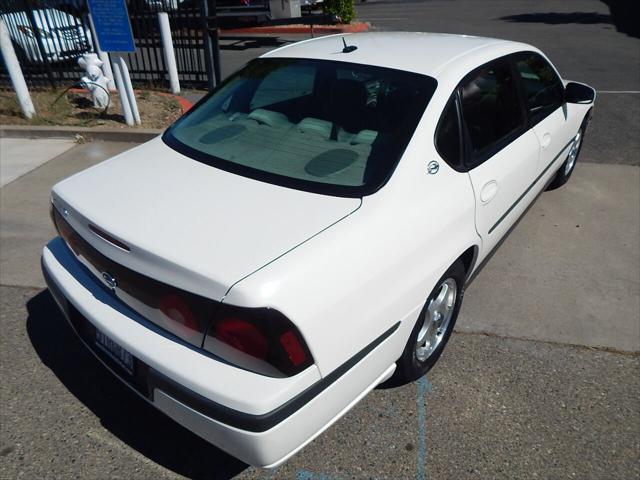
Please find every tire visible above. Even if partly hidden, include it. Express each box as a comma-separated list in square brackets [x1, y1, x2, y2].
[547, 125, 585, 190]
[396, 260, 466, 382]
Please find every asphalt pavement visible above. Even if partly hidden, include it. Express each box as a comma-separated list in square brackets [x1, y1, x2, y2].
[211, 0, 639, 166]
[1, 0, 639, 478]
[1, 285, 638, 479]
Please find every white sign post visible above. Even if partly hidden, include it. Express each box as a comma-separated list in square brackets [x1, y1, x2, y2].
[88, 0, 140, 126]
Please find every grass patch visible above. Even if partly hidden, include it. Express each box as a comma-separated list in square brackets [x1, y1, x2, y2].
[0, 89, 183, 129]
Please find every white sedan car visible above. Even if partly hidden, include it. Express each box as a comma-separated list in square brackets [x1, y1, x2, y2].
[42, 32, 595, 467]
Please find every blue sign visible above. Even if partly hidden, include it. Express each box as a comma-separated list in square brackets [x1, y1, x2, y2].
[88, 0, 135, 52]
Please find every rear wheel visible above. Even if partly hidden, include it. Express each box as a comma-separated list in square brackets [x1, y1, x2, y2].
[397, 261, 465, 381]
[547, 127, 584, 190]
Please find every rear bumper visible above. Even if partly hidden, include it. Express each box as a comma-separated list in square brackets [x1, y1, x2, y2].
[42, 237, 399, 467]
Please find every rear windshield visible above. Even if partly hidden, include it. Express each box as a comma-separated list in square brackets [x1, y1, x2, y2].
[163, 58, 437, 197]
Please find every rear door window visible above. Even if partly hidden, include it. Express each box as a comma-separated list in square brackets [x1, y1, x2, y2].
[460, 60, 526, 165]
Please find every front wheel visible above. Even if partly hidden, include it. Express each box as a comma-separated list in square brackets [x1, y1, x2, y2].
[547, 127, 584, 190]
[396, 261, 465, 382]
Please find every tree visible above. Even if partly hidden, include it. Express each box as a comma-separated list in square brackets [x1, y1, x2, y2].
[324, 0, 355, 24]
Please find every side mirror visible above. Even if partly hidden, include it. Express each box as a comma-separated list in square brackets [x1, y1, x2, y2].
[564, 82, 596, 104]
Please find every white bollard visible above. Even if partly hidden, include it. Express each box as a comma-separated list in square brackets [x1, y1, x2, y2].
[117, 56, 141, 125]
[0, 18, 35, 119]
[158, 12, 180, 94]
[111, 57, 134, 126]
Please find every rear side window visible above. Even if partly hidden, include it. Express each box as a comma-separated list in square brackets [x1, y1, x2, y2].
[514, 53, 564, 124]
[460, 61, 525, 161]
[435, 97, 461, 168]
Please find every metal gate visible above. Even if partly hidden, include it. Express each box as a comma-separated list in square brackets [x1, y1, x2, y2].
[0, 0, 218, 89]
[123, 0, 218, 88]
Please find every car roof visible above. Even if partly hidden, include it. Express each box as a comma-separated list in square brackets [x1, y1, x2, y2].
[262, 32, 535, 79]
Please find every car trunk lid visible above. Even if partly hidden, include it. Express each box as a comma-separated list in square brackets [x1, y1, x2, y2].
[51, 137, 361, 305]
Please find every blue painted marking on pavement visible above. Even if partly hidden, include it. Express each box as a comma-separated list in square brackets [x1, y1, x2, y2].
[296, 470, 336, 480]
[416, 376, 430, 480]
[288, 377, 435, 480]
[423, 376, 434, 395]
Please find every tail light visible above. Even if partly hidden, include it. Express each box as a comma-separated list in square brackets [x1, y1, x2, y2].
[50, 202, 313, 377]
[50, 203, 212, 346]
[204, 304, 313, 377]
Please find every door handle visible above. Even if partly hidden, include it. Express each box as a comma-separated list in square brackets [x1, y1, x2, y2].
[480, 180, 498, 204]
[541, 133, 552, 149]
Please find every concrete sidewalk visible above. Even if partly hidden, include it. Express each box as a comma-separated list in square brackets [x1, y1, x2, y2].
[0, 141, 138, 289]
[0, 137, 76, 187]
[458, 163, 640, 353]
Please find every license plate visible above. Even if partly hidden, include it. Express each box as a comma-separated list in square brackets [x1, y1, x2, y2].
[95, 329, 135, 375]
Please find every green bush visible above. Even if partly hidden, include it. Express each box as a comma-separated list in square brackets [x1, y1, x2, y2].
[323, 0, 356, 24]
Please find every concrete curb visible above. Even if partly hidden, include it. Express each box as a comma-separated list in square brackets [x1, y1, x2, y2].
[221, 21, 370, 35]
[0, 125, 162, 142]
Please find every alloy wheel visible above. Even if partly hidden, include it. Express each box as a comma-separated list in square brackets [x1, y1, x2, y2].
[565, 131, 582, 175]
[415, 278, 457, 362]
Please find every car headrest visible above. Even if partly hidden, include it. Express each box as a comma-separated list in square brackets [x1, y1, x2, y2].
[248, 108, 290, 128]
[298, 117, 332, 139]
[351, 129, 378, 145]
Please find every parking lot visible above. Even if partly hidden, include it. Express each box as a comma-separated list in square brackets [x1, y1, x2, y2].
[1, 0, 638, 479]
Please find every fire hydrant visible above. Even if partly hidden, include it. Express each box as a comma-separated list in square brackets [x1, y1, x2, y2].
[78, 53, 110, 109]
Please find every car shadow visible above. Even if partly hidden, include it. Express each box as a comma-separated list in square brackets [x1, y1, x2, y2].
[499, 11, 613, 25]
[25, 290, 248, 480]
[499, 4, 639, 38]
[601, 0, 640, 38]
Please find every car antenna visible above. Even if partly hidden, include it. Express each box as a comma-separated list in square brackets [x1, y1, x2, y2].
[342, 36, 358, 53]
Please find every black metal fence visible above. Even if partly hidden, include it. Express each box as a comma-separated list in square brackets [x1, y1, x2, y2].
[0, 0, 93, 87]
[123, 0, 220, 88]
[0, 0, 219, 89]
